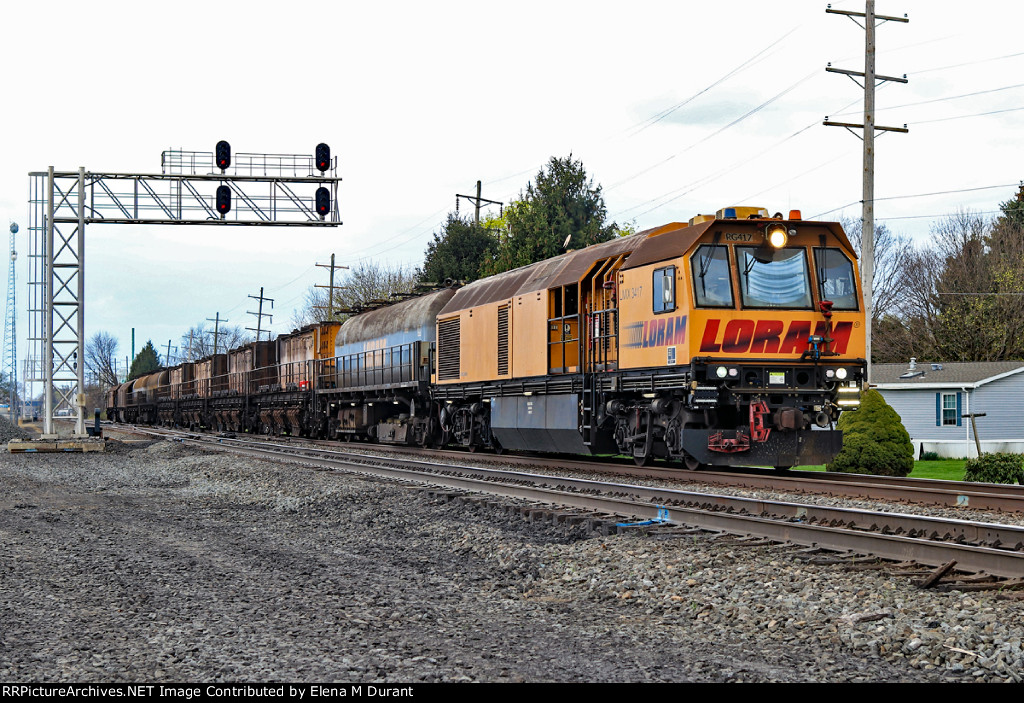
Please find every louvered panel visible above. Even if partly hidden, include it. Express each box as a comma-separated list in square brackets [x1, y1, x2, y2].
[497, 305, 510, 376]
[437, 317, 461, 381]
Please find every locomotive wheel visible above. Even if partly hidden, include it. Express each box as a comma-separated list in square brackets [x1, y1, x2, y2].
[632, 448, 653, 467]
[683, 455, 704, 471]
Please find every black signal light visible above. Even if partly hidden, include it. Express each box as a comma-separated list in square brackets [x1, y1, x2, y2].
[216, 140, 231, 171]
[216, 185, 231, 215]
[315, 187, 330, 217]
[315, 143, 330, 172]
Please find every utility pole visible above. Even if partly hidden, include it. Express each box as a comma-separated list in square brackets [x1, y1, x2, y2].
[206, 312, 227, 356]
[315, 254, 349, 319]
[824, 1, 908, 381]
[456, 181, 503, 225]
[164, 339, 177, 365]
[246, 287, 274, 341]
[961, 412, 986, 458]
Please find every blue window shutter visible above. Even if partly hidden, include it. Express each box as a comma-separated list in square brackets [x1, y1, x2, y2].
[956, 392, 962, 426]
[935, 392, 941, 426]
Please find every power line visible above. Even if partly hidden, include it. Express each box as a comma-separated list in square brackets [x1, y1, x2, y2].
[914, 106, 1024, 125]
[607, 69, 821, 193]
[910, 50, 1024, 76]
[621, 26, 800, 138]
[831, 82, 1024, 117]
[877, 209, 1002, 222]
[810, 183, 1021, 219]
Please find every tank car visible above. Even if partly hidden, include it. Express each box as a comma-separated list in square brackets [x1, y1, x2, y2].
[317, 286, 457, 444]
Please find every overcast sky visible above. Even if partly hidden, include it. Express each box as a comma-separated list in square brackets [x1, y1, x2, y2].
[2, 1, 1022, 379]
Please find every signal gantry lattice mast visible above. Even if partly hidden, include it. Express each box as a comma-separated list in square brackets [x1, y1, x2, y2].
[2, 222, 17, 422]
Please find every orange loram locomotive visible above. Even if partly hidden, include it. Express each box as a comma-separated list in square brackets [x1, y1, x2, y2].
[431, 206, 866, 468]
[109, 206, 866, 471]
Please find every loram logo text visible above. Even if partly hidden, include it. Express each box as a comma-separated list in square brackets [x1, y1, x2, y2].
[623, 315, 686, 349]
[699, 319, 854, 355]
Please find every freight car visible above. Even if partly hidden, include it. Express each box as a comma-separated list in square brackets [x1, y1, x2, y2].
[108, 206, 866, 469]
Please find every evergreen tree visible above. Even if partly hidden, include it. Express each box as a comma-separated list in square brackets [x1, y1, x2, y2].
[482, 155, 616, 276]
[127, 340, 161, 381]
[419, 213, 497, 284]
[826, 389, 914, 476]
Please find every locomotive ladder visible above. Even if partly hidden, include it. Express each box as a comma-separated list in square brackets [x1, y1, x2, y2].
[581, 372, 597, 447]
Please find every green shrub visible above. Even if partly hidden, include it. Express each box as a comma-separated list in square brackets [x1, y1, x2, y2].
[963, 453, 1024, 484]
[826, 389, 914, 477]
[920, 451, 940, 461]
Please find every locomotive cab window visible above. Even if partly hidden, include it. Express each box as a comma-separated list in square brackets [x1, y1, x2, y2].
[653, 266, 676, 314]
[691, 245, 733, 308]
[814, 248, 859, 310]
[737, 247, 813, 309]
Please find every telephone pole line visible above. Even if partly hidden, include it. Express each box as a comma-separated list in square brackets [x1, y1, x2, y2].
[206, 312, 227, 356]
[456, 181, 503, 225]
[315, 254, 349, 319]
[824, 0, 908, 380]
[246, 287, 274, 341]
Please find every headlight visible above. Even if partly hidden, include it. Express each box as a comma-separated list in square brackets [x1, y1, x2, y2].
[836, 368, 848, 380]
[716, 366, 728, 379]
[766, 224, 788, 248]
[825, 369, 835, 379]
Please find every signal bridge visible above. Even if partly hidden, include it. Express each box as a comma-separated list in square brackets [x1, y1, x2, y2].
[26, 142, 342, 437]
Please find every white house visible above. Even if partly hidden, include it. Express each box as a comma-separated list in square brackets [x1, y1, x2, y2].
[872, 359, 1024, 459]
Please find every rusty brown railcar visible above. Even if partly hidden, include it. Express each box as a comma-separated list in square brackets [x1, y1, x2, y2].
[193, 355, 228, 397]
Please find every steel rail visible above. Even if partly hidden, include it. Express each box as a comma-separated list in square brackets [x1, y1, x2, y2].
[133, 427, 1024, 579]
[274, 433, 1024, 513]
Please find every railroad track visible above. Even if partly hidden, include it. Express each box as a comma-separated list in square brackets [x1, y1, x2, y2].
[146, 428, 1024, 514]
[117, 425, 1024, 584]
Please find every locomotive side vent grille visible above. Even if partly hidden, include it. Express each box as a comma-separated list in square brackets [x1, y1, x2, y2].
[438, 317, 462, 381]
[497, 305, 510, 376]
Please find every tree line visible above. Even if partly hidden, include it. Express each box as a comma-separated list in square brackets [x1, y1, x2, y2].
[868, 185, 1024, 363]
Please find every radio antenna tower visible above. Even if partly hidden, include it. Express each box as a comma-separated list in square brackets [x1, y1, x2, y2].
[3, 222, 18, 422]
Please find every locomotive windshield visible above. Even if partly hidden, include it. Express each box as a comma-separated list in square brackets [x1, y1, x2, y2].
[690, 245, 734, 307]
[814, 248, 859, 310]
[737, 247, 813, 309]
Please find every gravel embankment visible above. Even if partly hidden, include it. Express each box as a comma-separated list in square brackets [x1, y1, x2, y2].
[0, 415, 32, 443]
[1, 436, 1022, 683]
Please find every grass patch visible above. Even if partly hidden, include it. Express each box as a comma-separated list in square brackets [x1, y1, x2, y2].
[911, 459, 966, 481]
[796, 459, 967, 480]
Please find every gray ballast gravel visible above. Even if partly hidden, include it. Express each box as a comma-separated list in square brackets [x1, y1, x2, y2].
[0, 438, 1021, 683]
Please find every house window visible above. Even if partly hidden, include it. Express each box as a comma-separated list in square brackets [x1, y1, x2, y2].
[941, 392, 959, 426]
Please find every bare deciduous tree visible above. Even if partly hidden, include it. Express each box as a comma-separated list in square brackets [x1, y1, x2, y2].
[292, 261, 419, 328]
[85, 331, 120, 388]
[179, 323, 250, 361]
[840, 217, 915, 324]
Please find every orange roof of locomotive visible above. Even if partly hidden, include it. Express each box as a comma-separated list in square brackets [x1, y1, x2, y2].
[438, 217, 854, 314]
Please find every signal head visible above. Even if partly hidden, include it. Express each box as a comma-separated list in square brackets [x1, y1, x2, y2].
[315, 186, 330, 218]
[215, 140, 231, 171]
[216, 185, 231, 216]
[315, 143, 331, 172]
